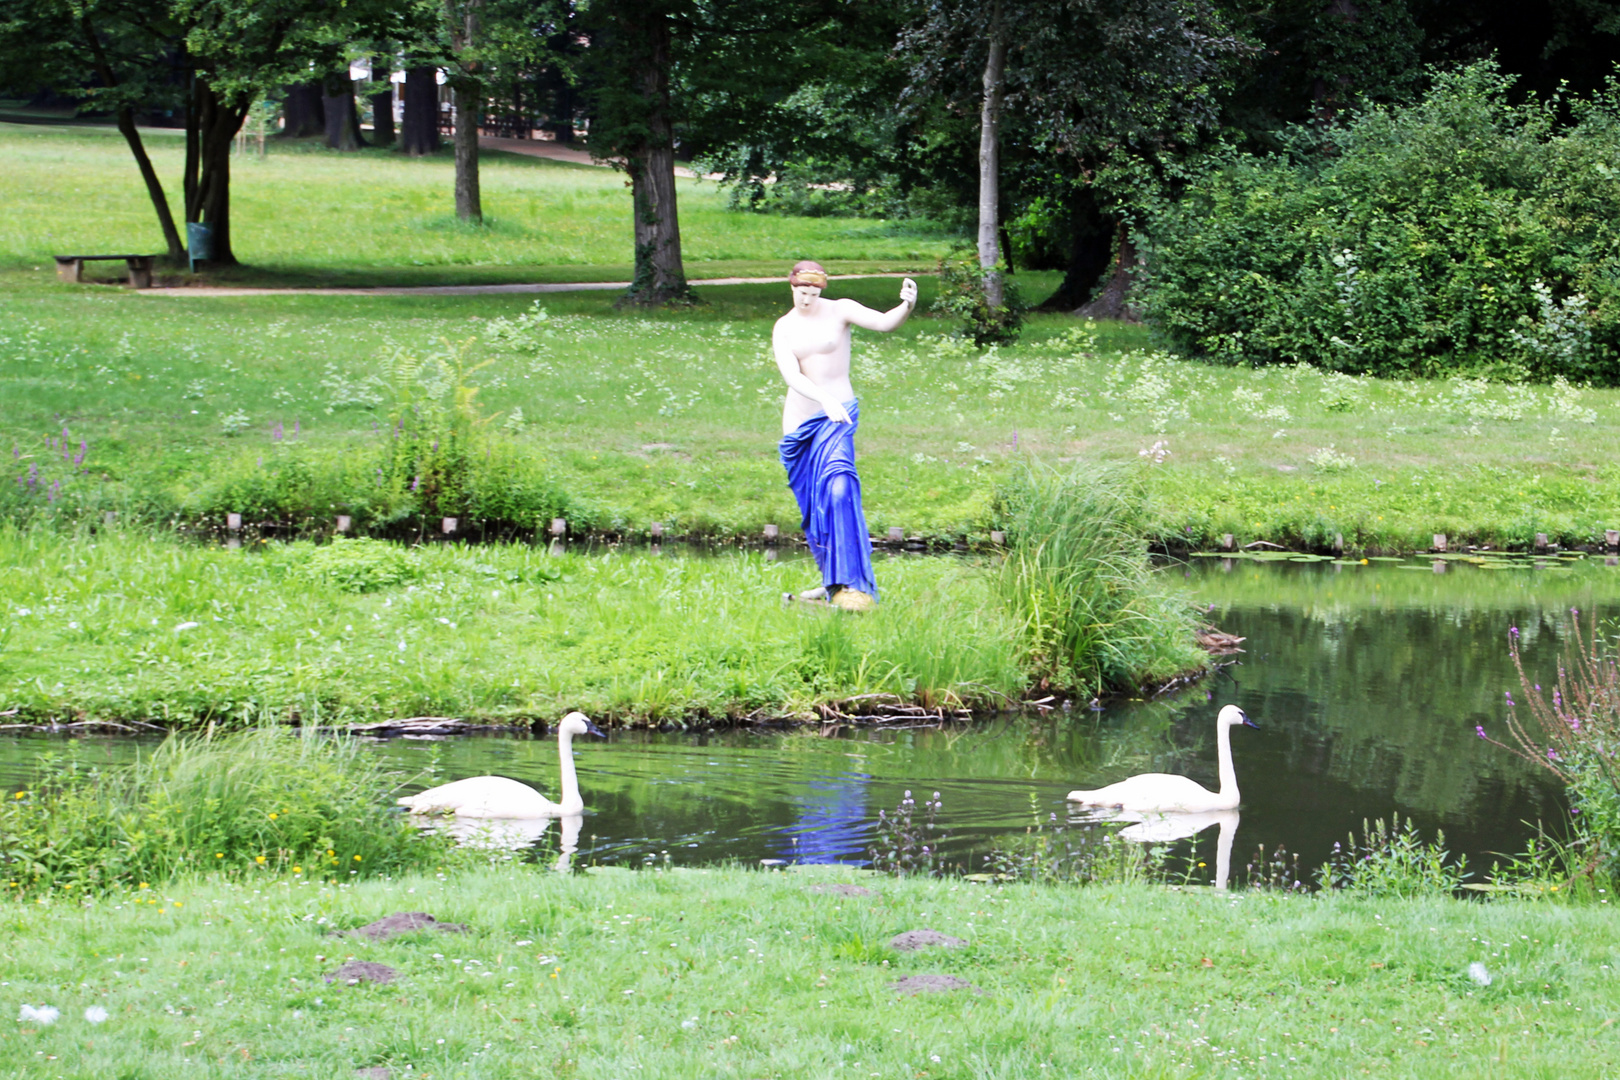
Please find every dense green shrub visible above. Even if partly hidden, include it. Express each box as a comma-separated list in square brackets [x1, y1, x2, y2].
[0, 729, 457, 895]
[992, 462, 1205, 696]
[933, 253, 1028, 346]
[1143, 63, 1620, 383]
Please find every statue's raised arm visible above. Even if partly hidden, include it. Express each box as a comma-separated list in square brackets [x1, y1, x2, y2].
[771, 262, 916, 612]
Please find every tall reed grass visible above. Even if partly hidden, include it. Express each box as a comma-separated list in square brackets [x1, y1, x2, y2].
[0, 728, 454, 895]
[1491, 611, 1620, 882]
[993, 463, 1205, 697]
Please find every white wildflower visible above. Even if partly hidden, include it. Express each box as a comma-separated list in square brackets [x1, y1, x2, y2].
[1468, 962, 1492, 987]
[17, 1004, 59, 1025]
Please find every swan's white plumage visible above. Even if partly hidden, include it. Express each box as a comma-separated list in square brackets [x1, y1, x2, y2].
[1066, 704, 1255, 814]
[398, 711, 603, 819]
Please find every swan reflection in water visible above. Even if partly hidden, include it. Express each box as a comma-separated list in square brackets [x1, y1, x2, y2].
[426, 813, 585, 872]
[1070, 807, 1240, 890]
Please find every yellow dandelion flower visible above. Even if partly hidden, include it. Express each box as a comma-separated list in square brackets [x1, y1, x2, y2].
[353, 854, 362, 862]
[269, 813, 278, 820]
[326, 849, 335, 857]
[13, 791, 24, 799]
[255, 855, 267, 865]
[293, 866, 303, 874]
[216, 853, 224, 859]
[138, 882, 149, 889]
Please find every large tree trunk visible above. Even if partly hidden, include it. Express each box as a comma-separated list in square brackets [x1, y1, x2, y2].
[77, 12, 184, 263]
[1074, 225, 1141, 322]
[977, 14, 1006, 309]
[618, 12, 690, 305]
[452, 79, 482, 220]
[185, 80, 251, 266]
[369, 57, 395, 147]
[449, 1, 484, 221]
[280, 81, 325, 138]
[1038, 192, 1112, 311]
[322, 76, 366, 151]
[401, 66, 441, 155]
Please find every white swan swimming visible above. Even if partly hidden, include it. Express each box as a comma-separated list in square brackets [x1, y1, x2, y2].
[398, 711, 606, 819]
[1066, 704, 1257, 813]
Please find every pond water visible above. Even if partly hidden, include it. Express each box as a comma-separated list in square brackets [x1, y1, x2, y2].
[4, 552, 1617, 884]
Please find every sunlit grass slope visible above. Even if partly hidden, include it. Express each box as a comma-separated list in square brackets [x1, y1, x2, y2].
[0, 122, 956, 284]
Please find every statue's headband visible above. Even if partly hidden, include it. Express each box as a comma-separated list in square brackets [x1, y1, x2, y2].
[790, 269, 828, 288]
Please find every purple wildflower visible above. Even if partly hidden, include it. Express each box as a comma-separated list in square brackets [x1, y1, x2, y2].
[271, 421, 284, 441]
[1505, 691, 1515, 707]
[1548, 748, 1560, 761]
[1510, 626, 1519, 638]
[10, 445, 16, 460]
[1554, 689, 1563, 708]
[411, 475, 420, 492]
[47, 480, 59, 503]
[1476, 725, 1486, 739]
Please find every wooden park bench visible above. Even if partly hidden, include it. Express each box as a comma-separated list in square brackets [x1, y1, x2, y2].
[53, 254, 156, 289]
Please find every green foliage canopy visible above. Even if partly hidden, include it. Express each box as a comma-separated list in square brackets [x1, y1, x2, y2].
[1142, 63, 1620, 383]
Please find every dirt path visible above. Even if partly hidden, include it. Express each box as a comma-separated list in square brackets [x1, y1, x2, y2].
[138, 273, 912, 298]
[478, 135, 717, 178]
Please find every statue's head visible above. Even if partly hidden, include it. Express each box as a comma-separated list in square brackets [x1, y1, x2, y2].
[789, 259, 828, 311]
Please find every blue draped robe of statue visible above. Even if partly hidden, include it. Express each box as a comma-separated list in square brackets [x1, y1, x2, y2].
[778, 399, 877, 600]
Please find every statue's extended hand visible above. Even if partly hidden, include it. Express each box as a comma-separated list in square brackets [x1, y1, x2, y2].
[824, 399, 853, 424]
[899, 277, 918, 307]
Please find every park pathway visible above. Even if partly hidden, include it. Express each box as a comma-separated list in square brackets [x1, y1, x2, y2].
[138, 273, 910, 298]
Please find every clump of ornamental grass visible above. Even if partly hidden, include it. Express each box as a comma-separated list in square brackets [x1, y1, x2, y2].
[992, 462, 1205, 697]
[1484, 610, 1620, 884]
[0, 728, 457, 896]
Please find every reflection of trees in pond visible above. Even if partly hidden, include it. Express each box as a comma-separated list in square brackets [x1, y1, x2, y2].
[1207, 604, 1571, 853]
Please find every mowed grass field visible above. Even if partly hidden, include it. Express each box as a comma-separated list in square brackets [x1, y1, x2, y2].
[4, 865, 1620, 1079]
[3, 122, 1619, 551]
[0, 119, 953, 286]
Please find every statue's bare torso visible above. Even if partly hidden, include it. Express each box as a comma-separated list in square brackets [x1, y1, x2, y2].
[771, 278, 918, 434]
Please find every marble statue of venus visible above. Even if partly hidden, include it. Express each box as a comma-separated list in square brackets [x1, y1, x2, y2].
[772, 261, 917, 610]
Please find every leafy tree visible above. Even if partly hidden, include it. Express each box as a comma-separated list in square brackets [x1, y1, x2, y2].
[402, 0, 568, 222]
[0, 0, 186, 261]
[581, 0, 874, 306]
[900, 0, 1253, 317]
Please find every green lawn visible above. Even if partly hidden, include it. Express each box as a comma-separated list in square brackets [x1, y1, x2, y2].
[5, 121, 1619, 555]
[0, 121, 955, 286]
[3, 865, 1616, 1078]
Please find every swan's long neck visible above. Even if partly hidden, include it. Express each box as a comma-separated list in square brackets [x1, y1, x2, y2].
[556, 730, 584, 814]
[1215, 720, 1238, 800]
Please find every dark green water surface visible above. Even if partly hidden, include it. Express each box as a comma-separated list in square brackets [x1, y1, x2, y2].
[4, 551, 1616, 880]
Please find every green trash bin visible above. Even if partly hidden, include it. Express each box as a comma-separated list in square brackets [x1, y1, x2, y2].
[187, 222, 213, 273]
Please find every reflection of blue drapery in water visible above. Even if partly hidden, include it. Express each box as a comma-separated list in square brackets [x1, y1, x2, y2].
[785, 774, 872, 864]
[778, 399, 877, 599]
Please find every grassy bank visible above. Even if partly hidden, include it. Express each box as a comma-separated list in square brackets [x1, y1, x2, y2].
[4, 864, 1618, 1077]
[4, 276, 1618, 551]
[0, 529, 1034, 726]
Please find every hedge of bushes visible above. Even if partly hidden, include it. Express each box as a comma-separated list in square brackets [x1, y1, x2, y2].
[1143, 63, 1620, 384]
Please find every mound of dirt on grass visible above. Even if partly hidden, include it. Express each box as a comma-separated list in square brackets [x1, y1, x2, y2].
[338, 912, 468, 941]
[889, 974, 979, 995]
[326, 960, 398, 986]
[889, 929, 966, 951]
[804, 883, 877, 897]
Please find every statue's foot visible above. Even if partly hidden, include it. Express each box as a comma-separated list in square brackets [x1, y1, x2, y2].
[830, 588, 876, 612]
[798, 586, 828, 601]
